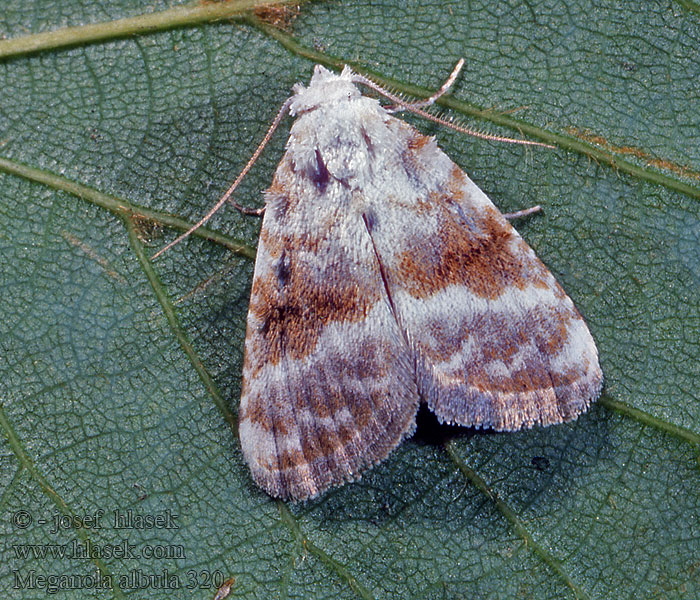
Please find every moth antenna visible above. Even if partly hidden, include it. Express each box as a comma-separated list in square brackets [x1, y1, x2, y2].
[401, 58, 465, 110]
[446, 116, 523, 144]
[386, 60, 464, 113]
[152, 97, 293, 260]
[352, 60, 554, 149]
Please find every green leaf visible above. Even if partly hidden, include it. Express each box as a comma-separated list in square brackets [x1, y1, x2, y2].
[2, 1, 699, 599]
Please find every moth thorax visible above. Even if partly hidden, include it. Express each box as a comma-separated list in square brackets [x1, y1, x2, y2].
[290, 78, 361, 114]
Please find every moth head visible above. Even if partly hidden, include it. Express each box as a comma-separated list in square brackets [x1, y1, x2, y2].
[289, 65, 361, 115]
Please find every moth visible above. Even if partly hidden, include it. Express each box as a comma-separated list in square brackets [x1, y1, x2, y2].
[155, 61, 603, 501]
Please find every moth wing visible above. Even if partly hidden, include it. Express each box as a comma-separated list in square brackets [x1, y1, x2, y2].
[368, 127, 602, 431]
[238, 170, 419, 501]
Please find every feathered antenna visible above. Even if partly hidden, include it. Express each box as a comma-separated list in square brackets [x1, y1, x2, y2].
[352, 59, 554, 148]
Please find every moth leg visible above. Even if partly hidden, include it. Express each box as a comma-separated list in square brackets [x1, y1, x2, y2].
[232, 200, 265, 216]
[502, 205, 542, 220]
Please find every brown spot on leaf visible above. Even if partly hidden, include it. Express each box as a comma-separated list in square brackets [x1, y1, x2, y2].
[567, 126, 700, 181]
[253, 3, 301, 31]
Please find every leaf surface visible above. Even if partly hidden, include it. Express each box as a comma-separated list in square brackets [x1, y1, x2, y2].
[1, 1, 699, 598]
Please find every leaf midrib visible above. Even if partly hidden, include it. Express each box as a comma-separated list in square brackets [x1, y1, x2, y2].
[0, 403, 127, 599]
[1, 7, 698, 201]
